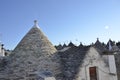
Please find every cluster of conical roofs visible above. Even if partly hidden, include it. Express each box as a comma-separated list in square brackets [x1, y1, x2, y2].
[0, 20, 120, 80]
[55, 38, 120, 52]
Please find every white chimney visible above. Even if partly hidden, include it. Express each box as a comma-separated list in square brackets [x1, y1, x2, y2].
[109, 41, 112, 51]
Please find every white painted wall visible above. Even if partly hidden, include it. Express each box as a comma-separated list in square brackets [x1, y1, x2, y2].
[76, 47, 118, 80]
[0, 43, 5, 56]
[0, 44, 1, 55]
[108, 55, 117, 74]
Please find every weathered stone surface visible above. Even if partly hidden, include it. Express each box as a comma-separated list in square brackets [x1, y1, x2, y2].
[115, 52, 120, 80]
[0, 21, 61, 80]
[58, 46, 89, 80]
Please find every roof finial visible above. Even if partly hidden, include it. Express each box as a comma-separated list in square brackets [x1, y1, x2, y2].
[34, 20, 37, 25]
[33, 20, 39, 28]
[97, 38, 99, 41]
[109, 40, 112, 51]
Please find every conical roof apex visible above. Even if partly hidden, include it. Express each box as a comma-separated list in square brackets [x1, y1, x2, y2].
[12, 20, 57, 56]
[32, 20, 40, 28]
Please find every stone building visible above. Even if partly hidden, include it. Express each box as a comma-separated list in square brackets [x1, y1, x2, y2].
[0, 20, 61, 80]
[58, 41, 118, 80]
[0, 20, 119, 80]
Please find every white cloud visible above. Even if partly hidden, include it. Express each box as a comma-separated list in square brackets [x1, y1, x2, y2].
[105, 25, 109, 29]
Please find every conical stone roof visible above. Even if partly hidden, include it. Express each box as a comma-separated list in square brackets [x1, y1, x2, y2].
[13, 20, 57, 55]
[0, 20, 61, 80]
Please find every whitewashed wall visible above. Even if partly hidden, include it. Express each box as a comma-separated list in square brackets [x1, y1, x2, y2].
[76, 47, 118, 80]
[0, 44, 4, 56]
[108, 55, 117, 74]
[0, 44, 1, 56]
[1, 48, 4, 56]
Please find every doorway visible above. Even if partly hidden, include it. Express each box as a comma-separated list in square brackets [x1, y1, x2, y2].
[89, 67, 97, 80]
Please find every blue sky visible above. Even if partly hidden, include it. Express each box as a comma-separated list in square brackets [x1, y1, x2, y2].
[0, 0, 120, 50]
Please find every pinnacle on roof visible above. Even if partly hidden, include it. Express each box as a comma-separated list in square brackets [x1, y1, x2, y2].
[106, 39, 115, 50]
[33, 20, 39, 28]
[108, 40, 112, 51]
[95, 38, 102, 46]
[97, 38, 99, 41]
[68, 42, 75, 47]
[95, 38, 100, 45]
[55, 44, 63, 50]
[94, 38, 107, 52]
[63, 43, 67, 47]
[79, 42, 83, 47]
